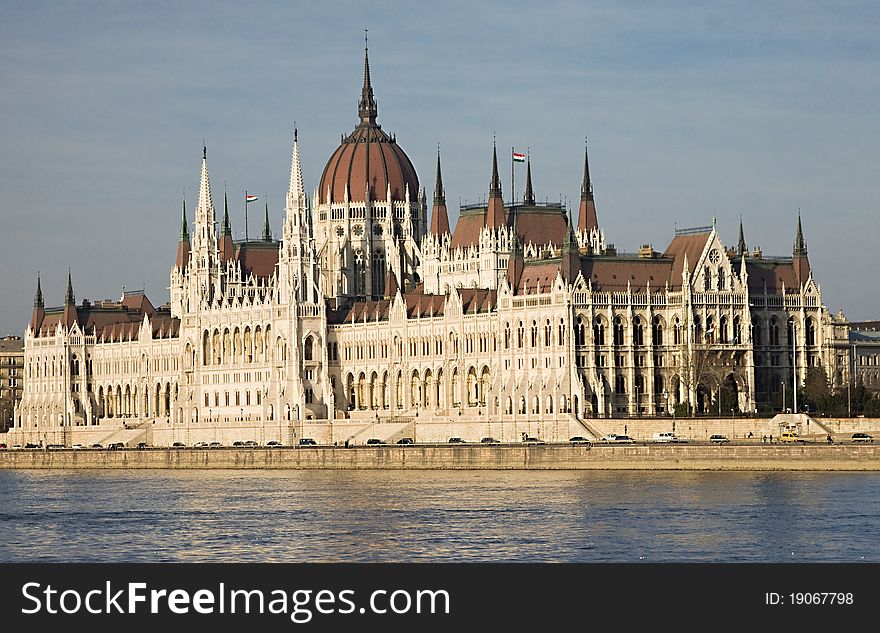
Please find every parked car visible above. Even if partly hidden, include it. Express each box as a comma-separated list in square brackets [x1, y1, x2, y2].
[107, 442, 126, 450]
[0, 443, 6, 449]
[851, 433, 874, 443]
[396, 437, 414, 445]
[606, 435, 635, 444]
[90, 443, 103, 449]
[209, 441, 222, 448]
[11, 445, 23, 450]
[366, 438, 386, 445]
[232, 441, 245, 447]
[448, 437, 466, 444]
[600, 434, 618, 442]
[522, 436, 545, 445]
[136, 442, 148, 450]
[171, 441, 186, 448]
[25, 443, 39, 449]
[298, 438, 317, 447]
[779, 431, 805, 444]
[71, 443, 84, 450]
[652, 432, 676, 443]
[243, 440, 258, 447]
[480, 437, 500, 444]
[193, 441, 209, 448]
[569, 436, 591, 445]
[709, 434, 730, 444]
[266, 440, 283, 447]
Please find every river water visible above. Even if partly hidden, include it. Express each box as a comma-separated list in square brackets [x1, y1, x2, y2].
[1, 470, 877, 562]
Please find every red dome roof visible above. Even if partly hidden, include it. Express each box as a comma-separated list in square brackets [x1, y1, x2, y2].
[318, 44, 419, 205]
[318, 125, 419, 205]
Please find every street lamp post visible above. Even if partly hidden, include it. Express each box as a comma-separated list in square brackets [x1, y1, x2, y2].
[781, 381, 786, 413]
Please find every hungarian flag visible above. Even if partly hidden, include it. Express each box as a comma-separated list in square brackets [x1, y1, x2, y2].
[512, 151, 526, 163]
[245, 194, 259, 203]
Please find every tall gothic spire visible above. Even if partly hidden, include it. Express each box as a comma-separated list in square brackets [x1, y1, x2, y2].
[221, 190, 231, 237]
[577, 140, 599, 232]
[792, 211, 811, 287]
[65, 268, 75, 305]
[561, 211, 580, 282]
[358, 31, 378, 126]
[793, 212, 807, 256]
[263, 202, 272, 241]
[737, 216, 747, 256]
[489, 139, 502, 198]
[30, 273, 45, 334]
[486, 139, 506, 228]
[179, 198, 189, 241]
[218, 185, 234, 262]
[197, 145, 214, 218]
[523, 155, 535, 205]
[34, 273, 44, 308]
[288, 127, 305, 206]
[429, 149, 450, 235]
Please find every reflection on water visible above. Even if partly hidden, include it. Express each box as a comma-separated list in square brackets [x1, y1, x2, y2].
[0, 470, 878, 562]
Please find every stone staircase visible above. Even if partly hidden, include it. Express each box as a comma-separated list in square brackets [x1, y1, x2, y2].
[770, 413, 832, 435]
[344, 422, 414, 446]
[566, 413, 604, 440]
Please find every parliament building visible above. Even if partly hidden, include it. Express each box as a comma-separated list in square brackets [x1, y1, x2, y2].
[8, 47, 852, 447]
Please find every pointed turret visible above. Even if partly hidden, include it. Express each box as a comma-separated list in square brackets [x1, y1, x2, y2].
[429, 150, 450, 235]
[192, 145, 218, 262]
[176, 199, 191, 270]
[65, 269, 75, 306]
[792, 212, 811, 286]
[577, 141, 599, 232]
[358, 32, 378, 127]
[486, 141, 507, 229]
[219, 190, 235, 262]
[262, 202, 272, 241]
[287, 128, 306, 215]
[523, 156, 535, 205]
[793, 212, 807, 257]
[737, 216, 747, 256]
[30, 274, 45, 334]
[62, 269, 77, 329]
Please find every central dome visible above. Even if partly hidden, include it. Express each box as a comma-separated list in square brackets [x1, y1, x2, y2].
[317, 46, 419, 205]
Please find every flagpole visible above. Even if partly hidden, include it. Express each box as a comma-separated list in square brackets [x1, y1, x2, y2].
[511, 146, 514, 206]
[245, 190, 249, 241]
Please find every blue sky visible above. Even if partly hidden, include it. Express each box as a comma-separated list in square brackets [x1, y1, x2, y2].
[1, 0, 878, 333]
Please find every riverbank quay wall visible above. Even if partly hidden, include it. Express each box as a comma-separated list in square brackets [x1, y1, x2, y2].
[2, 444, 880, 470]
[2, 416, 879, 448]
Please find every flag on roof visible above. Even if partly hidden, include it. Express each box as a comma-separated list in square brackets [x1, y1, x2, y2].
[245, 194, 259, 203]
[512, 151, 526, 163]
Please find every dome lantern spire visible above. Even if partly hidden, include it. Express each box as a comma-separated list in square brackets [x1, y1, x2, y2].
[358, 29, 378, 126]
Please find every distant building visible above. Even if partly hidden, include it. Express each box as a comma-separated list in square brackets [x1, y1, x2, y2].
[7, 44, 853, 446]
[850, 321, 880, 390]
[0, 335, 24, 431]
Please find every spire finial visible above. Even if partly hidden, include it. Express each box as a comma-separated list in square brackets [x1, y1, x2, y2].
[203, 144, 206, 160]
[737, 215, 746, 256]
[294, 122, 297, 143]
[434, 147, 445, 205]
